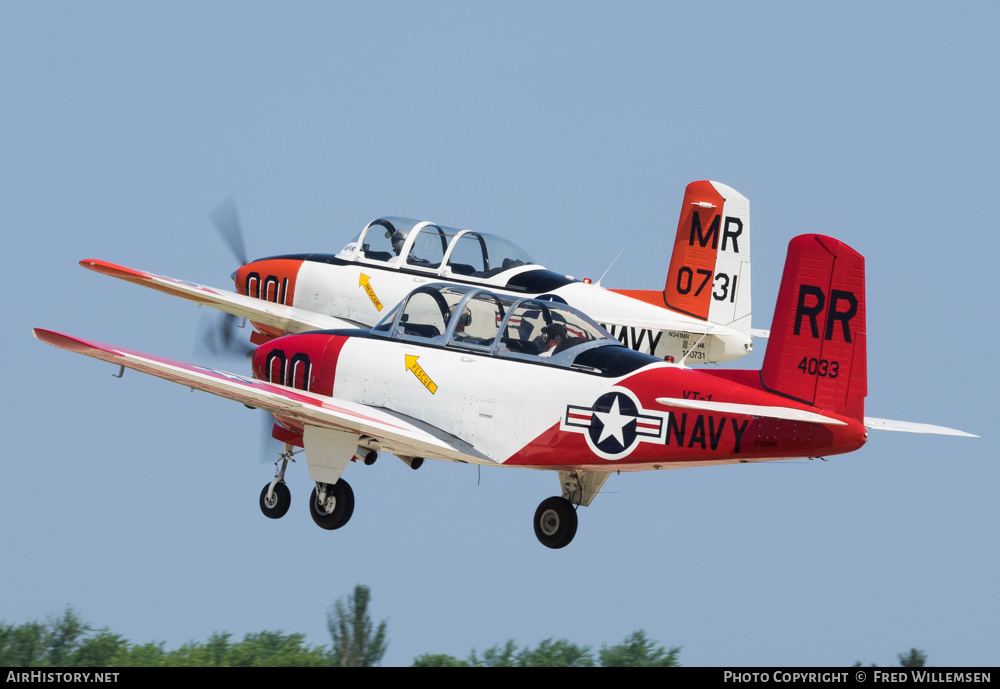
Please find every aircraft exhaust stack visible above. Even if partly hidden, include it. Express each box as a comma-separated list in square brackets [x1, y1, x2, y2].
[398, 455, 424, 470]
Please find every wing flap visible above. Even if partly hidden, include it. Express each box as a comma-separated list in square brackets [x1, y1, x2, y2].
[33, 328, 492, 463]
[80, 259, 359, 335]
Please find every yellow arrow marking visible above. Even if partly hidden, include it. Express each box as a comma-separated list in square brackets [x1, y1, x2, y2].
[405, 355, 438, 394]
[359, 273, 383, 311]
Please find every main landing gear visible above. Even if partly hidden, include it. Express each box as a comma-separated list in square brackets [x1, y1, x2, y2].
[309, 480, 355, 530]
[533, 496, 578, 549]
[532, 471, 608, 549]
[258, 442, 367, 531]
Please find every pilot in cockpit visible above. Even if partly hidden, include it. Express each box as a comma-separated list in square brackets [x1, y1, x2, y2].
[538, 323, 567, 357]
[389, 229, 409, 256]
[451, 308, 491, 346]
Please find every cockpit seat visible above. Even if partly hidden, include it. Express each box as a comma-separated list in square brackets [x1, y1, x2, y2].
[402, 324, 440, 338]
[502, 338, 539, 355]
[447, 263, 477, 276]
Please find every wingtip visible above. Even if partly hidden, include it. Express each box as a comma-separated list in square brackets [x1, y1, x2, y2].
[79, 258, 145, 280]
[32, 328, 93, 353]
[79, 258, 105, 270]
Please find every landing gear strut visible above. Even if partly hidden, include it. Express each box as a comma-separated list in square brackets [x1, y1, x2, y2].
[533, 496, 578, 549]
[309, 479, 355, 530]
[259, 445, 297, 519]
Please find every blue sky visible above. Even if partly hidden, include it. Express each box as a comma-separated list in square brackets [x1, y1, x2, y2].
[3, 1, 997, 666]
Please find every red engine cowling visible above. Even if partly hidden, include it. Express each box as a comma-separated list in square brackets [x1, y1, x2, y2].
[235, 257, 305, 340]
[251, 332, 349, 396]
[252, 332, 351, 445]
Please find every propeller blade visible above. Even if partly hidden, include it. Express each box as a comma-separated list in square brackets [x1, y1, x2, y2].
[208, 196, 249, 266]
[196, 311, 253, 360]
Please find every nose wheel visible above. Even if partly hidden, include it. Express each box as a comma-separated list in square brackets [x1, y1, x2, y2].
[259, 445, 297, 520]
[533, 496, 578, 549]
[259, 481, 291, 519]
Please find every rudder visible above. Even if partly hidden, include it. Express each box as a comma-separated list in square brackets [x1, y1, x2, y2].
[663, 181, 751, 333]
[761, 234, 867, 420]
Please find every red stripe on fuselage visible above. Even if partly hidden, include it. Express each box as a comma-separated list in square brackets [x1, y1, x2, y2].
[502, 365, 866, 469]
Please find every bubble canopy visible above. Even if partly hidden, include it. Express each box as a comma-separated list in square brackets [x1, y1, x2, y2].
[370, 283, 626, 367]
[339, 217, 539, 280]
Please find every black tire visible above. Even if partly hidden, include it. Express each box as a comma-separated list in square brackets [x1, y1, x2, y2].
[533, 496, 578, 549]
[259, 482, 291, 519]
[309, 479, 355, 530]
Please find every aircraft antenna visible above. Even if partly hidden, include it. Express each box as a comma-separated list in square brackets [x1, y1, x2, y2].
[676, 329, 712, 367]
[595, 247, 626, 287]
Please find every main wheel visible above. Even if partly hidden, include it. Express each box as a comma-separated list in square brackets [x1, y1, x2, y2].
[533, 496, 578, 549]
[309, 479, 355, 530]
[259, 481, 291, 519]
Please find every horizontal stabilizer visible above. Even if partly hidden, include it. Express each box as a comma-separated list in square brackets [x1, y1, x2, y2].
[80, 259, 359, 335]
[655, 397, 847, 425]
[864, 416, 978, 437]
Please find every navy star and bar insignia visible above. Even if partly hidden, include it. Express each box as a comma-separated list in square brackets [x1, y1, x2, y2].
[561, 389, 669, 460]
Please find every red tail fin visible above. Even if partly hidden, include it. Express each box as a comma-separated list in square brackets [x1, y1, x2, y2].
[761, 235, 867, 420]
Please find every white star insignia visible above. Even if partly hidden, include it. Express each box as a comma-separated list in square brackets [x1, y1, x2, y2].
[594, 396, 633, 446]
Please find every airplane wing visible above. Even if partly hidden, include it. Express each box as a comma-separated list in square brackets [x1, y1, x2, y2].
[655, 397, 848, 425]
[33, 328, 493, 464]
[863, 417, 978, 437]
[79, 259, 361, 335]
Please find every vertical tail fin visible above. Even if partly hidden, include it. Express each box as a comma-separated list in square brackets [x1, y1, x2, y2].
[761, 234, 867, 420]
[663, 181, 752, 333]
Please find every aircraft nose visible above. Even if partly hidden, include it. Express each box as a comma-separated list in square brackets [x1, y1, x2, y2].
[250, 340, 273, 380]
[251, 331, 341, 396]
[234, 257, 304, 306]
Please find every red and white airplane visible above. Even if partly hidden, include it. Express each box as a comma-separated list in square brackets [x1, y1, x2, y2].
[35, 233, 974, 548]
[81, 181, 761, 364]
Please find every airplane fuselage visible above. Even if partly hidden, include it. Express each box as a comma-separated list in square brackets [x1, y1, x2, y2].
[252, 329, 866, 472]
[237, 255, 753, 363]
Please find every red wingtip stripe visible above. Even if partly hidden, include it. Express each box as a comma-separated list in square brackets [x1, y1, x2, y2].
[32, 328, 97, 354]
[79, 259, 148, 281]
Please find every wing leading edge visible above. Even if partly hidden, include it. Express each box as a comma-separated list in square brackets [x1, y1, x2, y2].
[32, 328, 493, 464]
[79, 259, 360, 335]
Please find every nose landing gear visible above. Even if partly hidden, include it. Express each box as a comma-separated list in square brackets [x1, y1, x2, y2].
[259, 444, 298, 519]
[259, 481, 291, 519]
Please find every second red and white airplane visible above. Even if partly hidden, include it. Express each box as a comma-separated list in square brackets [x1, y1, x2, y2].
[35, 233, 975, 548]
[80, 180, 761, 364]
